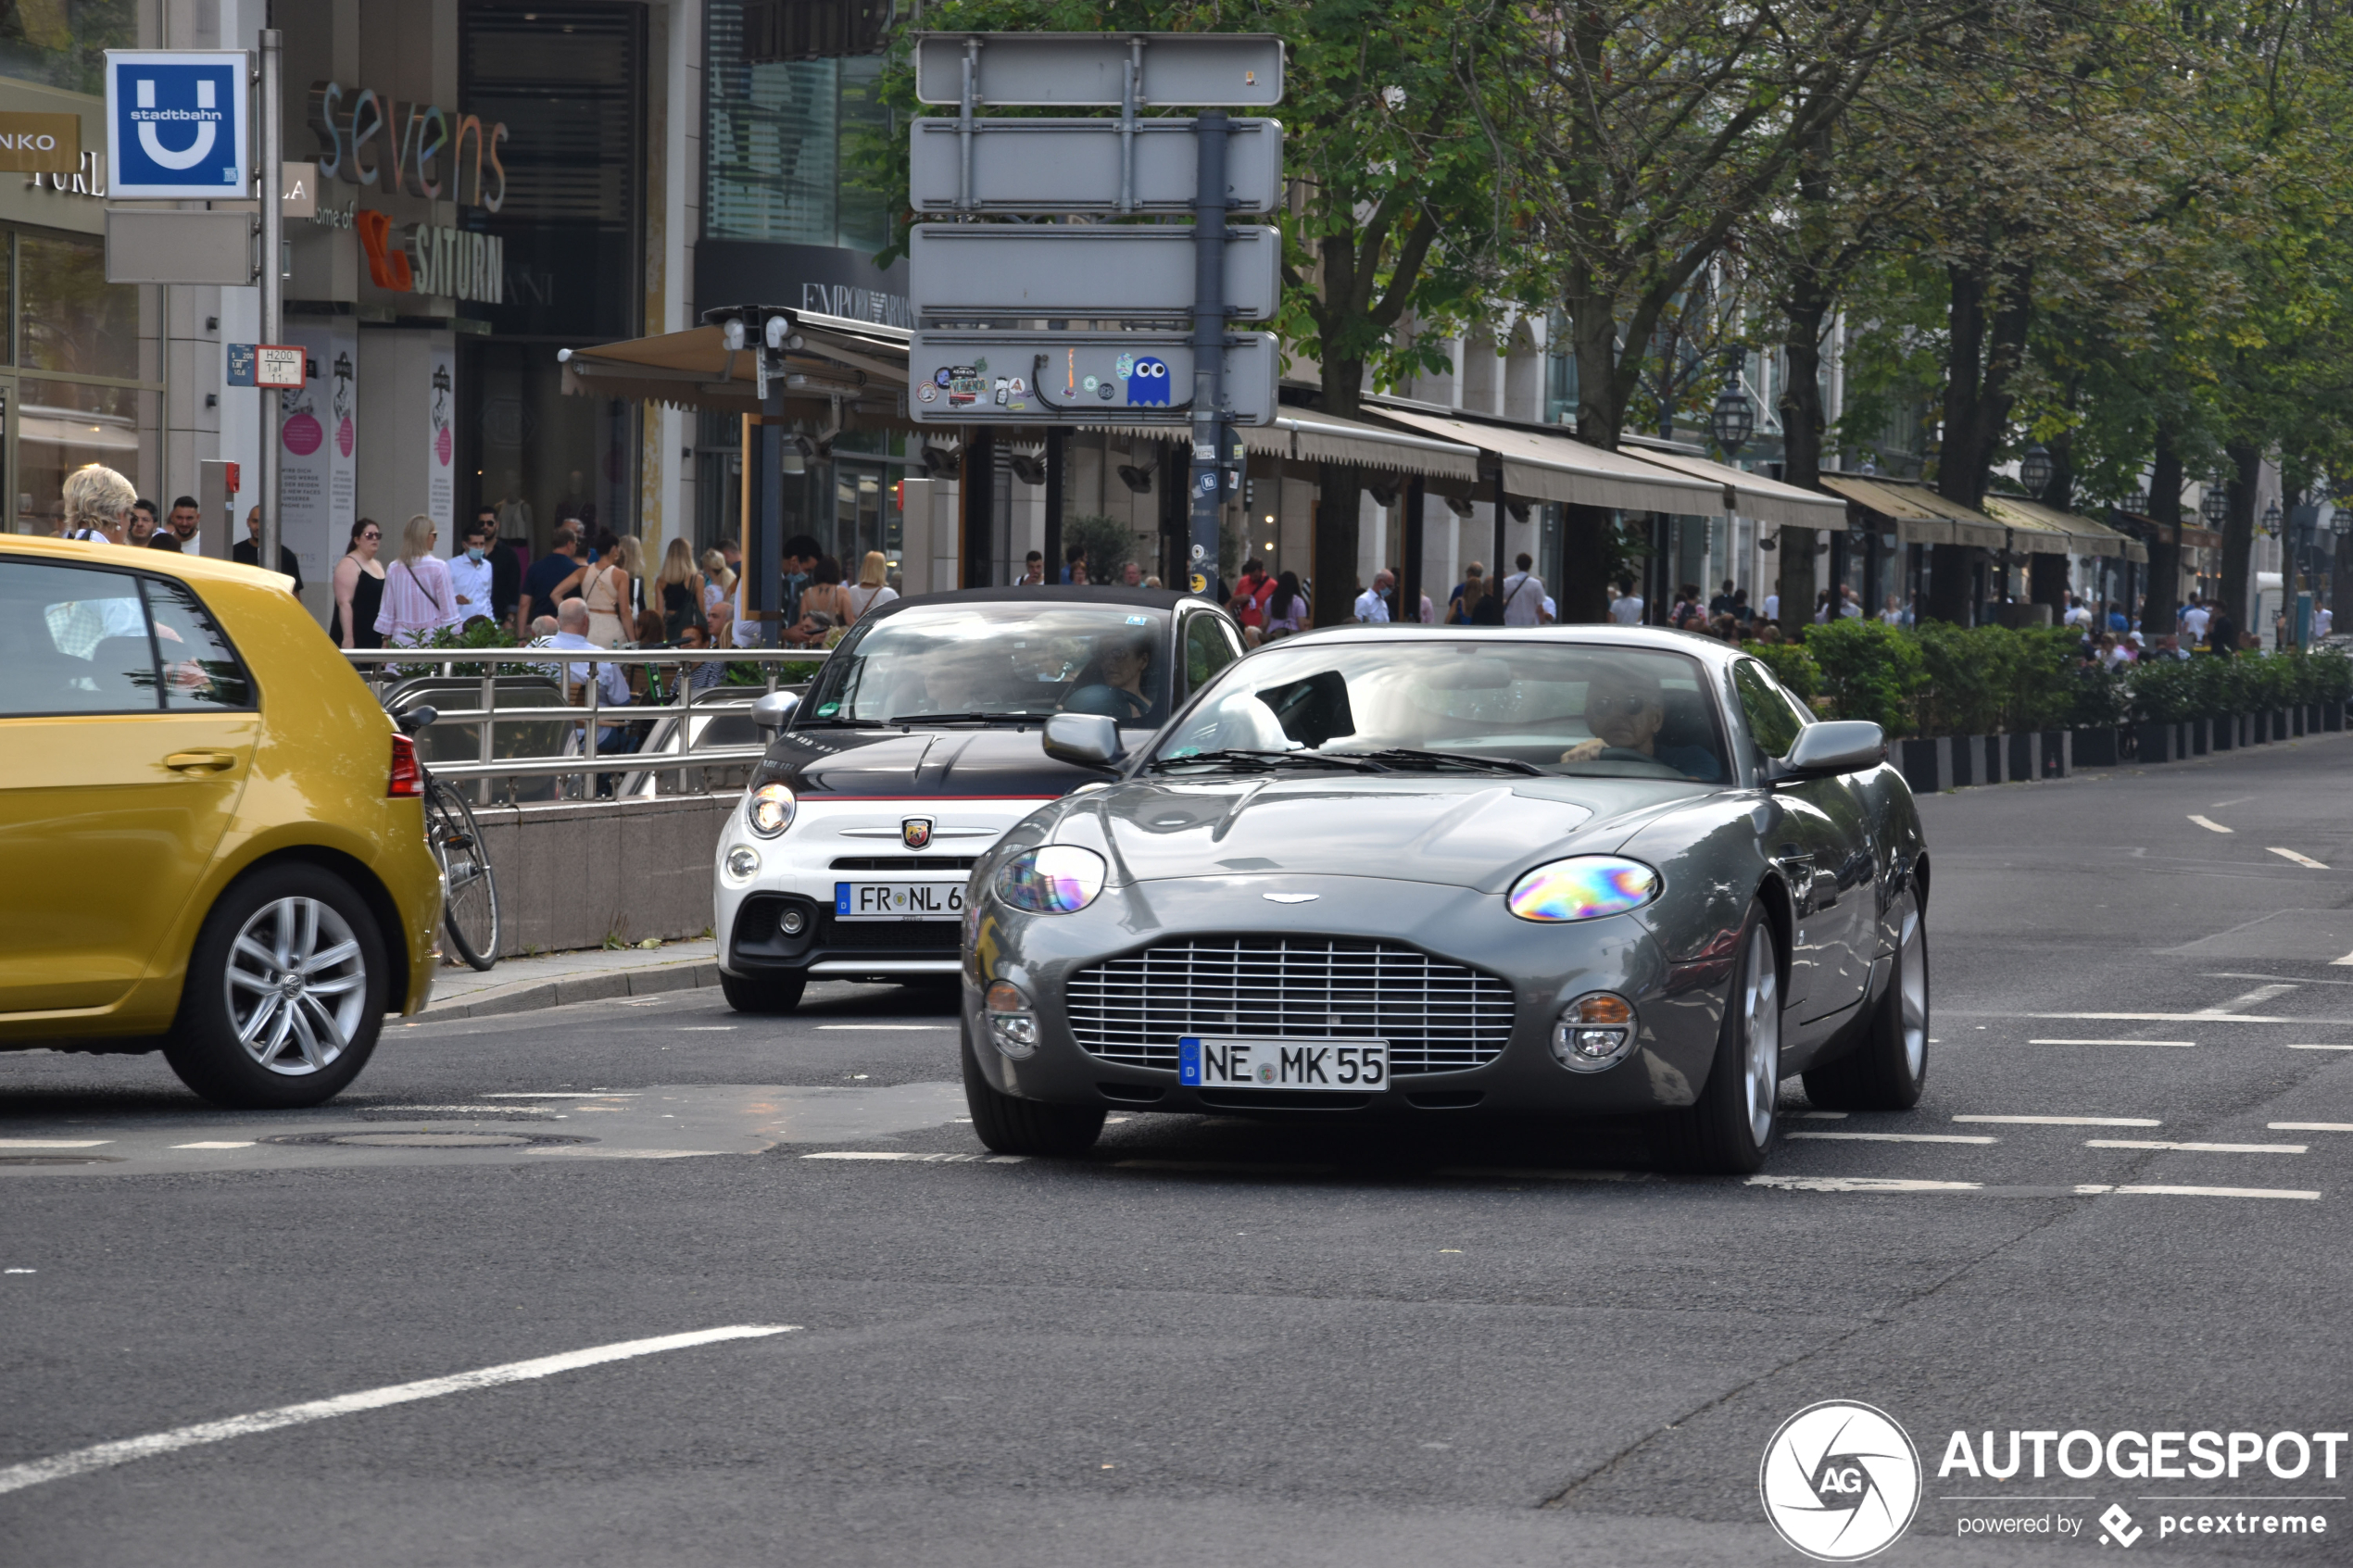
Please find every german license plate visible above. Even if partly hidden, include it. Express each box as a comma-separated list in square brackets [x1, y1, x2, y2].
[834, 881, 966, 921]
[1177, 1037, 1388, 1091]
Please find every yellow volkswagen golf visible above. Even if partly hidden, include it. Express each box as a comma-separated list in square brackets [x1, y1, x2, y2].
[0, 534, 441, 1107]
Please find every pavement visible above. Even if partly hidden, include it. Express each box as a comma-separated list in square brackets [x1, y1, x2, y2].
[6, 733, 2353, 1564]
[422, 936, 721, 1019]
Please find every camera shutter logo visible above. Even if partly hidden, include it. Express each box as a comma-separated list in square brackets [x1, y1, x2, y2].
[1758, 1401, 1921, 1561]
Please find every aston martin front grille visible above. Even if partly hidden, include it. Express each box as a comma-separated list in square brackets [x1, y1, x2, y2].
[1063, 935, 1516, 1076]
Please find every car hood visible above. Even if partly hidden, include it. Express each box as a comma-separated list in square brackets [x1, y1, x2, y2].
[761, 722, 1133, 799]
[1048, 772, 1718, 891]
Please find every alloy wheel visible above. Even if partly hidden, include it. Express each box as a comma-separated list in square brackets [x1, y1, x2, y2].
[1743, 922, 1780, 1148]
[222, 896, 370, 1076]
[1897, 897, 1928, 1079]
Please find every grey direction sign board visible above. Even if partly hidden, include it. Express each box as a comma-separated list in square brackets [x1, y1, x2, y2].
[911, 224, 1281, 320]
[105, 207, 254, 284]
[911, 117, 1283, 215]
[908, 331, 1279, 427]
[913, 32, 1284, 108]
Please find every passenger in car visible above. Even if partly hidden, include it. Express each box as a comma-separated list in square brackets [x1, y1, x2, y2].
[1560, 663, 1723, 782]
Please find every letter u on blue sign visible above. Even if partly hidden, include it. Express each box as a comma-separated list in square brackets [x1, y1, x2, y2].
[1177, 1037, 1202, 1085]
[108, 54, 248, 197]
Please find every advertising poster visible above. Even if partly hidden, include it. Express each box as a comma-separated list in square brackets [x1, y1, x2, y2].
[427, 347, 454, 529]
[277, 320, 357, 584]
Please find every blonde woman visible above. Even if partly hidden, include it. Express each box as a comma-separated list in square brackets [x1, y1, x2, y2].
[372, 513, 459, 645]
[655, 537, 706, 641]
[846, 550, 898, 622]
[61, 464, 135, 544]
[580, 535, 631, 647]
[700, 548, 735, 619]
[616, 534, 648, 613]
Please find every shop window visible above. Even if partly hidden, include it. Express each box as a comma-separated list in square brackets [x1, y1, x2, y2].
[16, 380, 145, 535]
[0, 0, 132, 95]
[19, 232, 139, 381]
[707, 2, 894, 254]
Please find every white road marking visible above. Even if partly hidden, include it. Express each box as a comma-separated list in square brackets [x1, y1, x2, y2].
[2205, 984, 2300, 1014]
[2027, 1038, 2196, 1047]
[373, 1106, 553, 1114]
[523, 1148, 735, 1160]
[1795, 1110, 1849, 1120]
[1954, 1115, 2161, 1127]
[170, 1142, 256, 1150]
[816, 1024, 955, 1032]
[675, 1027, 737, 1032]
[2270, 1123, 2353, 1132]
[1959, 1010, 2294, 1022]
[2112, 1185, 2319, 1200]
[2286, 1043, 2353, 1049]
[0, 1139, 110, 1148]
[2211, 797, 2255, 808]
[2085, 1139, 2309, 1154]
[1787, 1132, 1998, 1145]
[1748, 1176, 1983, 1193]
[2268, 847, 2331, 869]
[802, 1151, 1026, 1163]
[0, 1324, 798, 1498]
[2189, 815, 2233, 834]
[479, 1092, 639, 1098]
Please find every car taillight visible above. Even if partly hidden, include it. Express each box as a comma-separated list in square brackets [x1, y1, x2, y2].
[389, 734, 422, 797]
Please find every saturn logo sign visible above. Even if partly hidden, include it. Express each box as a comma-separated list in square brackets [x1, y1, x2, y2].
[901, 818, 933, 851]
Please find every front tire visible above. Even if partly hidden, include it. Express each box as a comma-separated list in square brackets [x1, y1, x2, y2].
[1653, 909, 1780, 1174]
[962, 1027, 1104, 1158]
[1803, 882, 1929, 1110]
[163, 864, 387, 1110]
[720, 969, 807, 1013]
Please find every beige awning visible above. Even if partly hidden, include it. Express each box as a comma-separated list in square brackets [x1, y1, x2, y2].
[1088, 406, 1483, 481]
[558, 310, 912, 421]
[1623, 447, 1850, 530]
[1819, 475, 2007, 549]
[1366, 406, 1723, 513]
[1983, 496, 2150, 563]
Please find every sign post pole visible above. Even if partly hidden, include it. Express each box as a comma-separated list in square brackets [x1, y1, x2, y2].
[258, 29, 283, 571]
[1188, 109, 1227, 600]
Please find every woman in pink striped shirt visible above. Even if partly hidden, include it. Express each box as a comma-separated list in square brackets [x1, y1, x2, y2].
[373, 514, 461, 645]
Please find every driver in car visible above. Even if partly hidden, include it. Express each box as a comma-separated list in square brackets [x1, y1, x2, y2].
[1061, 628, 1157, 724]
[1561, 663, 1722, 781]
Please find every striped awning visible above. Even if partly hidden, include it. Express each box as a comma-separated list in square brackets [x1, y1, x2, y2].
[1623, 448, 1849, 530]
[1984, 496, 2150, 563]
[1366, 406, 1722, 513]
[1819, 476, 2007, 549]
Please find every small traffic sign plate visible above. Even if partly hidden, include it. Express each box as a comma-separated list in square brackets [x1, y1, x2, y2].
[254, 345, 305, 388]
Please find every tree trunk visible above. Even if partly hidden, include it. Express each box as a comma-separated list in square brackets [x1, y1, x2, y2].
[1778, 529, 1818, 635]
[1313, 461, 1361, 627]
[1935, 257, 2034, 511]
[1925, 544, 1972, 623]
[2144, 423, 2183, 636]
[1559, 504, 1616, 623]
[2220, 437, 2259, 640]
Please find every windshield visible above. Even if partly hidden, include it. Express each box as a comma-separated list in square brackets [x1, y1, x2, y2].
[801, 604, 1172, 726]
[1157, 640, 1730, 783]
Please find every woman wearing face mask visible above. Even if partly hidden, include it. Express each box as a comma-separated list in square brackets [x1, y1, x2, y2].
[330, 517, 388, 649]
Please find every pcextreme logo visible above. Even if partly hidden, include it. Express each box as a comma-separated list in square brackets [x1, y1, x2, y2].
[1759, 1401, 1924, 1562]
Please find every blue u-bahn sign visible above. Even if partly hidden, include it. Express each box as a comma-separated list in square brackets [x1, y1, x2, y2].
[105, 51, 248, 198]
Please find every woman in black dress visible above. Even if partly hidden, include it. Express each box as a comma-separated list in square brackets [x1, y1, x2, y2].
[330, 518, 387, 648]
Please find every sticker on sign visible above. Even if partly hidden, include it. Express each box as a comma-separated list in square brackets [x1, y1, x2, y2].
[253, 345, 306, 388]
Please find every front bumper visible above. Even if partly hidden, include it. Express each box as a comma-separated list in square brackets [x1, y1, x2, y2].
[964, 872, 1728, 1117]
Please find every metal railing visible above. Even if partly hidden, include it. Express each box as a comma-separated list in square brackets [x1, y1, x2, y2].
[346, 646, 812, 799]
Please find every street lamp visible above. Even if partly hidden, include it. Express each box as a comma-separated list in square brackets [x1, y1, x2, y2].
[2201, 483, 2230, 527]
[2262, 499, 2283, 537]
[2332, 508, 2352, 539]
[2019, 444, 2053, 497]
[1710, 378, 1754, 455]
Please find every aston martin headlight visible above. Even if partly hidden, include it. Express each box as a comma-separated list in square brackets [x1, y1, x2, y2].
[1506, 856, 1660, 922]
[986, 979, 1040, 1058]
[746, 782, 796, 837]
[995, 846, 1108, 914]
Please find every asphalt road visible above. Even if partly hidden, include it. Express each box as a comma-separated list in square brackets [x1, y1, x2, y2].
[6, 735, 2353, 1565]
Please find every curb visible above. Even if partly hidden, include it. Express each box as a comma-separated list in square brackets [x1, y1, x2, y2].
[423, 958, 723, 1020]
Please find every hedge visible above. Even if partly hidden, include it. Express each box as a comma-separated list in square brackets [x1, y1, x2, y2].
[1780, 621, 2353, 739]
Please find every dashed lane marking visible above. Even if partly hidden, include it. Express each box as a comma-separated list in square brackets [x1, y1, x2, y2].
[2027, 1038, 2196, 1047]
[478, 1092, 639, 1098]
[170, 1142, 255, 1150]
[2084, 1139, 2309, 1154]
[1787, 1132, 1998, 1145]
[1747, 1176, 2320, 1200]
[2286, 1043, 2353, 1049]
[2190, 815, 2234, 834]
[2269, 847, 2331, 869]
[802, 1151, 1027, 1163]
[1954, 1115, 2161, 1127]
[2271, 1123, 2353, 1132]
[2109, 1185, 2319, 1200]
[0, 1139, 112, 1148]
[0, 1324, 799, 1498]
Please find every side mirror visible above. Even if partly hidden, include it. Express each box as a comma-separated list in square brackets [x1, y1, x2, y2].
[1780, 720, 1886, 776]
[1042, 711, 1125, 770]
[751, 690, 799, 735]
[395, 705, 437, 735]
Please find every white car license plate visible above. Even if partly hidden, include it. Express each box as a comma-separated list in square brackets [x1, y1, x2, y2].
[833, 881, 966, 921]
[1177, 1037, 1388, 1091]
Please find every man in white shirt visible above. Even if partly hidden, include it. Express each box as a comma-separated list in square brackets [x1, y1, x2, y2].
[1762, 591, 1780, 621]
[1498, 553, 1545, 626]
[2182, 596, 2211, 646]
[1606, 578, 1644, 625]
[1353, 570, 1393, 623]
[547, 600, 633, 709]
[2317, 604, 2334, 639]
[447, 518, 497, 622]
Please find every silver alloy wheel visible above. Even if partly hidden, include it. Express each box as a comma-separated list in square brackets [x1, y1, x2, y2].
[1896, 895, 1927, 1079]
[222, 896, 368, 1076]
[1743, 922, 1780, 1148]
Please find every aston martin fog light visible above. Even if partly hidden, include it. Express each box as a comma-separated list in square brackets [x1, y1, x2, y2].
[724, 846, 760, 881]
[1551, 993, 1637, 1072]
[746, 782, 796, 837]
[1507, 857, 1659, 922]
[985, 980, 1040, 1058]
[995, 846, 1108, 914]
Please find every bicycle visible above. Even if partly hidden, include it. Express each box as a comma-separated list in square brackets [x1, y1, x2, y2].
[395, 706, 501, 971]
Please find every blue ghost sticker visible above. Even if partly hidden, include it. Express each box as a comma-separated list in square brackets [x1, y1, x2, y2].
[1126, 356, 1171, 406]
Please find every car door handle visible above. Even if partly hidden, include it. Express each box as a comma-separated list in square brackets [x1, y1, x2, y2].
[164, 750, 238, 774]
